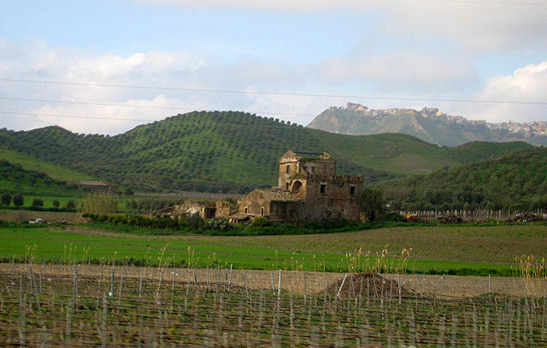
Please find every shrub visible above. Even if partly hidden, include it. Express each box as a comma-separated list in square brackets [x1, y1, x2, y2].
[66, 200, 77, 211]
[52, 200, 60, 209]
[251, 216, 270, 228]
[109, 214, 129, 225]
[31, 198, 44, 208]
[205, 217, 234, 231]
[186, 214, 204, 231]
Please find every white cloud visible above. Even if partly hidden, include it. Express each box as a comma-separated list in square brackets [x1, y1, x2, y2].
[378, 2, 547, 51]
[470, 61, 547, 122]
[321, 50, 474, 86]
[1, 39, 545, 134]
[0, 40, 323, 134]
[20, 95, 198, 135]
[139, 0, 547, 51]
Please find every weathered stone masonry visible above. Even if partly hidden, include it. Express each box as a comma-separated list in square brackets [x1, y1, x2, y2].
[155, 150, 363, 223]
[233, 150, 363, 222]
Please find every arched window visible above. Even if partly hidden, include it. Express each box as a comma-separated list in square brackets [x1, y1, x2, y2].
[292, 181, 302, 194]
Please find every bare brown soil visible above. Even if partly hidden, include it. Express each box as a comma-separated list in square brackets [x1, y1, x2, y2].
[0, 210, 84, 223]
[1, 263, 544, 299]
[324, 273, 412, 299]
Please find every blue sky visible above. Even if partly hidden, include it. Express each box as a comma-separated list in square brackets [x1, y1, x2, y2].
[0, 0, 546, 134]
[1, 1, 370, 62]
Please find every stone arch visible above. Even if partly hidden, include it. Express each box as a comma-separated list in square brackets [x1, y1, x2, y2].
[292, 181, 303, 194]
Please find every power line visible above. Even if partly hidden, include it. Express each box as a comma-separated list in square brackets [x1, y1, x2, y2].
[0, 111, 308, 126]
[0, 111, 152, 122]
[0, 96, 316, 118]
[1, 78, 546, 106]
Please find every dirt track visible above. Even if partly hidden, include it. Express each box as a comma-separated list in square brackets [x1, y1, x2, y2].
[1, 263, 545, 299]
[0, 210, 84, 223]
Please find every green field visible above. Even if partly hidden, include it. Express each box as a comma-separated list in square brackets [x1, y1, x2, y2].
[2, 223, 545, 275]
[17, 195, 80, 208]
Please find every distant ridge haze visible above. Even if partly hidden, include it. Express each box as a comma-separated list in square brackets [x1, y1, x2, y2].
[307, 103, 547, 146]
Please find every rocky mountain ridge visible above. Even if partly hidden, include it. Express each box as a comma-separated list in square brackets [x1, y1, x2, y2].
[307, 103, 547, 146]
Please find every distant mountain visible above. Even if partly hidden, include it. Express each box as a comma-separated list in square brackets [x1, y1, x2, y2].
[307, 103, 547, 146]
[376, 147, 547, 211]
[0, 111, 533, 193]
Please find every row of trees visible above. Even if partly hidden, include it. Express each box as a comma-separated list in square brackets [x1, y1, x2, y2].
[1, 193, 24, 207]
[0, 192, 76, 210]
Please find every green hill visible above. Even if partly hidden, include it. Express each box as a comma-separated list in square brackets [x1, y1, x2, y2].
[0, 147, 93, 182]
[0, 111, 534, 193]
[0, 160, 81, 197]
[377, 147, 547, 211]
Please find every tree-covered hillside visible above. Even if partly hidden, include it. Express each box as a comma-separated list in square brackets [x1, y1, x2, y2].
[0, 160, 80, 197]
[0, 147, 93, 182]
[377, 148, 547, 211]
[0, 111, 534, 193]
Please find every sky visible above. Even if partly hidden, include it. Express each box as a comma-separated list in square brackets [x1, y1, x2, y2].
[0, 0, 546, 135]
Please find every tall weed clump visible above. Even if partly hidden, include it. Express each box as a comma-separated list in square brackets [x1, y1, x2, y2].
[518, 254, 547, 297]
[81, 193, 118, 215]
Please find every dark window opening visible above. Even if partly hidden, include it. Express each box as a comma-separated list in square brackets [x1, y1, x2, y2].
[286, 165, 290, 174]
[350, 186, 356, 195]
[261, 207, 264, 216]
[292, 181, 302, 194]
[244, 207, 248, 214]
[320, 184, 326, 194]
[205, 208, 216, 219]
[285, 183, 290, 190]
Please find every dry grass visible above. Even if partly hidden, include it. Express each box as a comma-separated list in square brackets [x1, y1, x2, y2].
[1, 262, 545, 346]
[186, 224, 547, 264]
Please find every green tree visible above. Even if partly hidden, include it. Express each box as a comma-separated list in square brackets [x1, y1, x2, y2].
[360, 187, 385, 223]
[1, 192, 11, 206]
[12, 194, 24, 208]
[32, 198, 44, 208]
[52, 200, 60, 209]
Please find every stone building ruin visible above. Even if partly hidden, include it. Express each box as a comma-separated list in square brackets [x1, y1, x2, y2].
[154, 150, 363, 223]
[232, 150, 363, 222]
